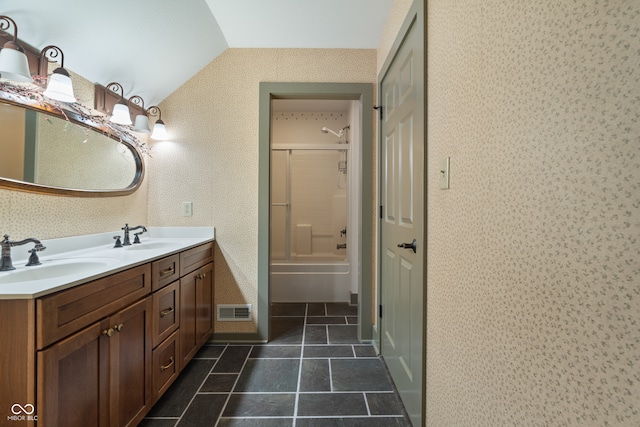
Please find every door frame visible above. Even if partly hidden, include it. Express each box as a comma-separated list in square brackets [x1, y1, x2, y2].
[258, 82, 374, 342]
[376, 0, 427, 424]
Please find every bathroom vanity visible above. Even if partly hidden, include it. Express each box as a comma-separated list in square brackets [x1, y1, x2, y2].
[0, 228, 214, 427]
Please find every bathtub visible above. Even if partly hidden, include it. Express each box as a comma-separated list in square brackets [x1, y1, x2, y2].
[270, 257, 351, 302]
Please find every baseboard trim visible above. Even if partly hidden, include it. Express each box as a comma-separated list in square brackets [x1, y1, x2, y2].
[210, 332, 266, 343]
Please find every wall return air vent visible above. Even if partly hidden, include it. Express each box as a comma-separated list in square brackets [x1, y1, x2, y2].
[217, 304, 252, 321]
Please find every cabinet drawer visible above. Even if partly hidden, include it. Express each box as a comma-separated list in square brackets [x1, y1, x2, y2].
[37, 264, 151, 349]
[179, 242, 214, 276]
[152, 254, 180, 292]
[152, 281, 179, 348]
[152, 330, 179, 402]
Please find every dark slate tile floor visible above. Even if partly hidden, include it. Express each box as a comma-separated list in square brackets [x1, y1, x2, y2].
[140, 302, 411, 427]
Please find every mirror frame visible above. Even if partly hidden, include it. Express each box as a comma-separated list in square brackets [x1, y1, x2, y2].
[0, 85, 145, 197]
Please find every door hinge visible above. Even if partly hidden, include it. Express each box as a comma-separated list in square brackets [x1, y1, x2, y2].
[373, 105, 383, 120]
[379, 304, 383, 318]
[379, 205, 383, 219]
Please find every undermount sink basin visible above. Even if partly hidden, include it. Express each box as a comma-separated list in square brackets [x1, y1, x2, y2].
[124, 241, 177, 251]
[0, 258, 118, 284]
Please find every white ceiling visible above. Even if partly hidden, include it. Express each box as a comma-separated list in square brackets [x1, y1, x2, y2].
[1, 0, 394, 105]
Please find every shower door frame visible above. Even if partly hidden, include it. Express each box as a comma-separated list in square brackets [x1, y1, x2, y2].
[258, 82, 374, 342]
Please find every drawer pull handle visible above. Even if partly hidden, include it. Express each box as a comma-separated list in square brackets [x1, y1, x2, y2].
[160, 307, 174, 318]
[102, 328, 114, 337]
[197, 273, 207, 280]
[160, 357, 174, 372]
[114, 324, 124, 332]
[160, 267, 175, 277]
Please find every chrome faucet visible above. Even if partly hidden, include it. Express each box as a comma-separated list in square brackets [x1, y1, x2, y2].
[1, 234, 46, 271]
[120, 224, 147, 246]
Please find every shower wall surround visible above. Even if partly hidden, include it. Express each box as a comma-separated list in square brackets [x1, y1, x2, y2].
[0, 70, 148, 240]
[427, 0, 640, 425]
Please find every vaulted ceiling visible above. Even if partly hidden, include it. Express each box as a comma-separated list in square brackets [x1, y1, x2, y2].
[1, 0, 394, 105]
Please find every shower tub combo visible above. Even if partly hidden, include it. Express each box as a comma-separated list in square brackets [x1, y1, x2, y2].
[270, 117, 356, 303]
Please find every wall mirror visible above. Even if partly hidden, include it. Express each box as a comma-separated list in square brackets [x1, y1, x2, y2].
[0, 86, 145, 197]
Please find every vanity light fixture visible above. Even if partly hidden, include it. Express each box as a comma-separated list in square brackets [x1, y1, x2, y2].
[0, 16, 33, 82]
[107, 82, 132, 125]
[148, 106, 168, 140]
[39, 45, 76, 103]
[129, 95, 151, 133]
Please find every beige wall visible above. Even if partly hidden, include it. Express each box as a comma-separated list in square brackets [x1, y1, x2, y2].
[149, 48, 377, 333]
[427, 0, 640, 425]
[0, 70, 148, 240]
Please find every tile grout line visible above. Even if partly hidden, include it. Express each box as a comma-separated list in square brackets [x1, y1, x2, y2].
[292, 303, 309, 427]
[328, 357, 335, 392]
[363, 391, 372, 416]
[176, 343, 229, 427]
[213, 344, 254, 427]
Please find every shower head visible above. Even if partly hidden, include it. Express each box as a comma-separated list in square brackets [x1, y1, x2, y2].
[321, 127, 344, 138]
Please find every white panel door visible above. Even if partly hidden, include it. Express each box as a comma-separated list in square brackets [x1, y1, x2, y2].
[380, 14, 424, 427]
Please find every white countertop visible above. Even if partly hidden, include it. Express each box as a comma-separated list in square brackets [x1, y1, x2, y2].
[0, 227, 215, 300]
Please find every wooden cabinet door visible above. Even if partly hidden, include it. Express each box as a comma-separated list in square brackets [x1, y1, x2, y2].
[38, 319, 110, 427]
[195, 262, 214, 347]
[109, 297, 152, 427]
[179, 268, 198, 368]
[179, 262, 214, 367]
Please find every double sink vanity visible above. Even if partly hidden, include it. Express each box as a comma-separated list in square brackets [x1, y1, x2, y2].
[0, 227, 215, 427]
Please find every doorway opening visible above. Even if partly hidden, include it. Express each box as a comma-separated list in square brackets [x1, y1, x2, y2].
[270, 99, 359, 303]
[257, 82, 374, 343]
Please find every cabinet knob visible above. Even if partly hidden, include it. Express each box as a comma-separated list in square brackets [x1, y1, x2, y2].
[114, 324, 124, 332]
[102, 328, 114, 337]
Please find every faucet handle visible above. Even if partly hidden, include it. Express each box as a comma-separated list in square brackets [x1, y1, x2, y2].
[113, 235, 123, 248]
[26, 246, 44, 267]
[133, 232, 143, 244]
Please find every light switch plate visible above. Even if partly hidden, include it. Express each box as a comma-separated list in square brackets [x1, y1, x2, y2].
[439, 157, 450, 190]
[182, 201, 193, 217]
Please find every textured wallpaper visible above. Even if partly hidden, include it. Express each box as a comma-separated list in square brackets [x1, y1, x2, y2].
[0, 69, 149, 240]
[150, 48, 377, 333]
[427, 0, 640, 425]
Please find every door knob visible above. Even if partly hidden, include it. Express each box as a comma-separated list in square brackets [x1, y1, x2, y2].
[397, 239, 417, 253]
